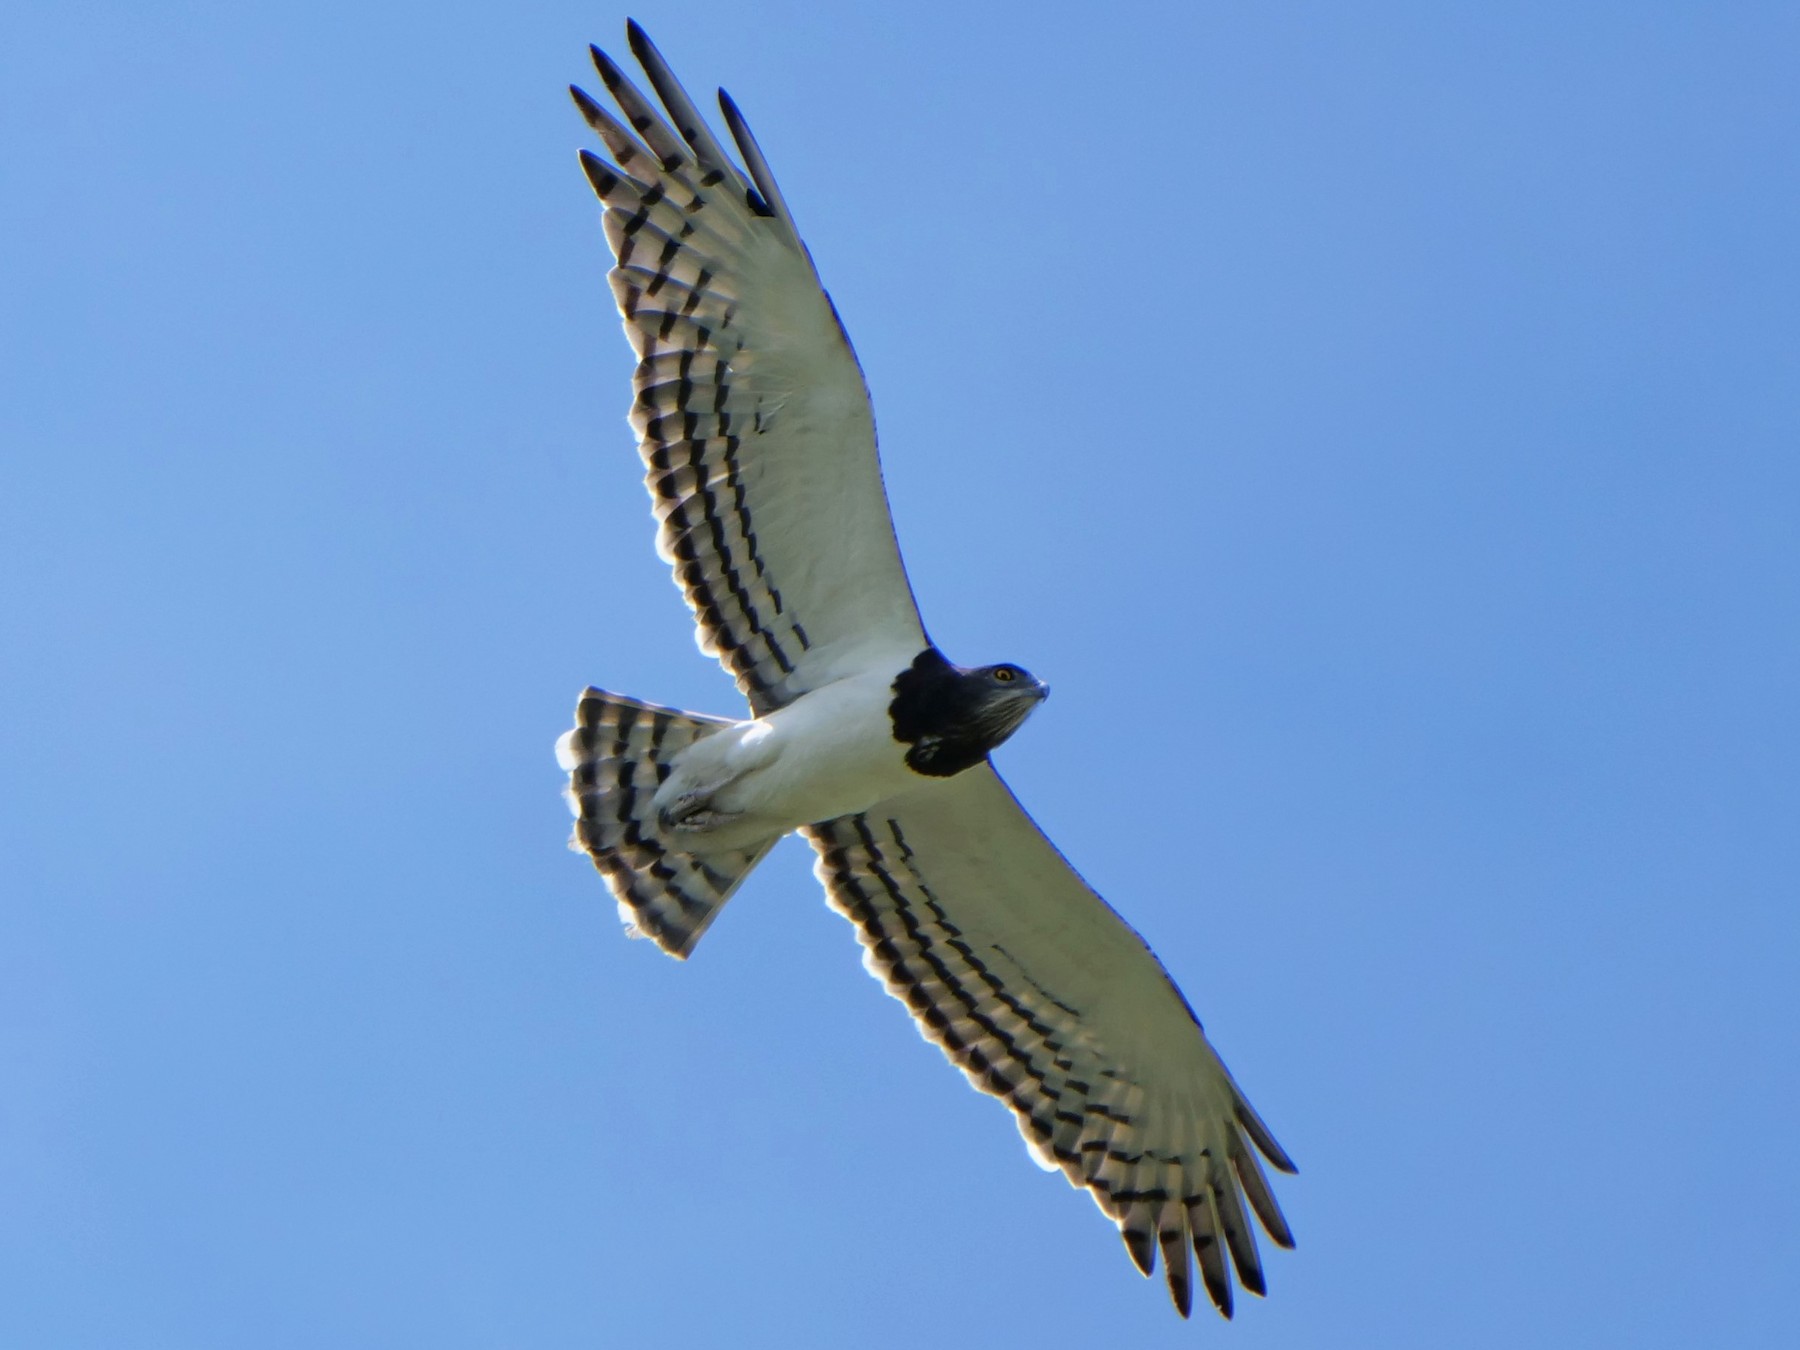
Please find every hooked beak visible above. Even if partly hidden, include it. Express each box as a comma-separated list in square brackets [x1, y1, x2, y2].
[985, 677, 1050, 744]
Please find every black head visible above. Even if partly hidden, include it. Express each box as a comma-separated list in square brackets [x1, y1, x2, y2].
[889, 647, 1050, 778]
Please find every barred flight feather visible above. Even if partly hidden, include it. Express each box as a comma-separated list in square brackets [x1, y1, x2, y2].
[573, 28, 925, 715]
[556, 688, 772, 958]
[803, 765, 1295, 1319]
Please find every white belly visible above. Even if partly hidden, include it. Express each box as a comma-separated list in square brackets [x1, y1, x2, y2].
[651, 669, 919, 851]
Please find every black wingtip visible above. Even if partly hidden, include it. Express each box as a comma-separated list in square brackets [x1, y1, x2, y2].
[576, 148, 618, 196]
[714, 89, 775, 218]
[1169, 1270, 1193, 1319]
[1122, 1226, 1156, 1278]
[569, 84, 602, 120]
[589, 43, 626, 92]
[1196, 1256, 1232, 1316]
[1236, 1101, 1299, 1174]
[1207, 1275, 1235, 1320]
[625, 17, 655, 62]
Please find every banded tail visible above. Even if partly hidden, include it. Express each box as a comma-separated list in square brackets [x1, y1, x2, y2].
[556, 688, 774, 958]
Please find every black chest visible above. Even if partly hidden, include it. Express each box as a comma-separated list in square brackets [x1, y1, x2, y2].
[888, 647, 1002, 778]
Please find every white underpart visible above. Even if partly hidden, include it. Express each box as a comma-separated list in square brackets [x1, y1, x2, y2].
[651, 661, 922, 852]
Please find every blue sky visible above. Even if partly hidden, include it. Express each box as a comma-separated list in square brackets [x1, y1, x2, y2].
[4, 2, 1798, 1346]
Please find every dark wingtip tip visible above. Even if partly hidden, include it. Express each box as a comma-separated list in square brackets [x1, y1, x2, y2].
[1123, 1229, 1156, 1278]
[589, 43, 625, 87]
[626, 17, 653, 55]
[1235, 1101, 1299, 1174]
[1198, 1281, 1232, 1319]
[577, 148, 614, 188]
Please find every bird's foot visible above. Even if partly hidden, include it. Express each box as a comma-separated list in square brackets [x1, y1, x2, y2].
[657, 791, 741, 835]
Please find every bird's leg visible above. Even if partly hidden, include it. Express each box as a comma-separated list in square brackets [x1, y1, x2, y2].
[657, 788, 743, 835]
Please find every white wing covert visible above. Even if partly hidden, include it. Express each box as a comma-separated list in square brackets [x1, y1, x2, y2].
[572, 25, 925, 714]
[803, 766, 1297, 1319]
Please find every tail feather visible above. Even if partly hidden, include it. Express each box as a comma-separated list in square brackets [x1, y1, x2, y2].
[557, 687, 772, 958]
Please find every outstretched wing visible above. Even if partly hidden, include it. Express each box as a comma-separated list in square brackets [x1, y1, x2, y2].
[803, 766, 1296, 1320]
[572, 24, 925, 715]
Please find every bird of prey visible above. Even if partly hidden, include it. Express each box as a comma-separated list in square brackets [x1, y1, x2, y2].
[555, 23, 1296, 1321]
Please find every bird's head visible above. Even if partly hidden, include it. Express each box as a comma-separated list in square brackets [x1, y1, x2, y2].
[967, 661, 1051, 742]
[890, 648, 1049, 778]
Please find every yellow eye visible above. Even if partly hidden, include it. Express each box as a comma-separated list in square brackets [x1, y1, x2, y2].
[995, 668, 1016, 682]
